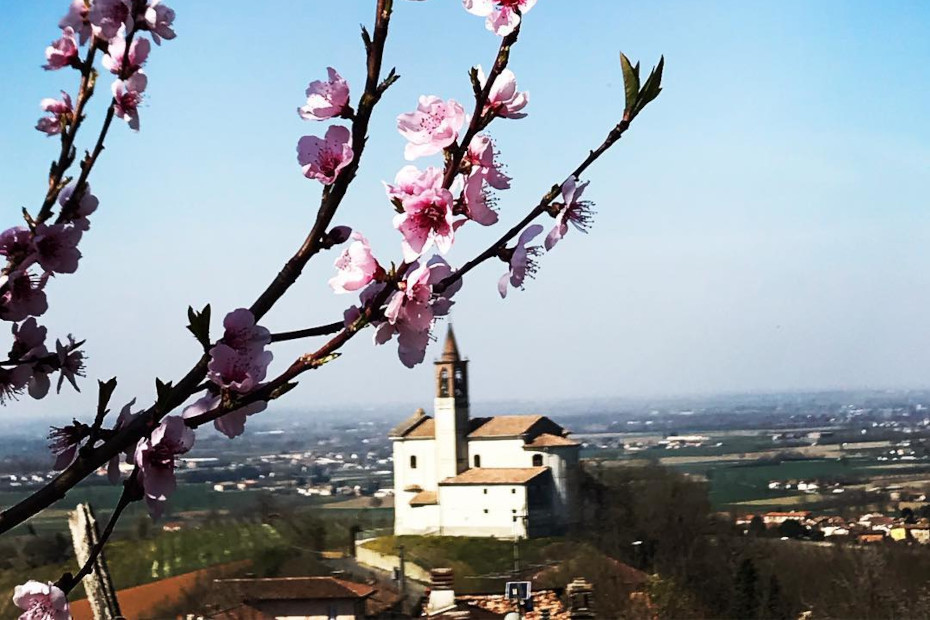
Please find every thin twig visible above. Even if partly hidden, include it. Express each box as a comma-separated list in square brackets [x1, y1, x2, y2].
[59, 470, 138, 594]
[270, 321, 345, 343]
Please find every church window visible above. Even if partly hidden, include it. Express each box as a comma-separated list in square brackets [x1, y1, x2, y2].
[484, 509, 488, 514]
[410, 455, 417, 469]
[454, 368, 465, 397]
[483, 488, 488, 494]
[474, 455, 481, 468]
[532, 454, 543, 467]
[512, 489, 516, 494]
[438, 369, 449, 397]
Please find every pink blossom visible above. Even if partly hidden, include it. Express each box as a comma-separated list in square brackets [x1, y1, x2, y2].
[392, 177, 456, 262]
[134, 415, 195, 518]
[466, 135, 510, 189]
[330, 232, 383, 293]
[298, 67, 350, 121]
[59, 0, 91, 45]
[374, 257, 460, 368]
[58, 182, 99, 230]
[207, 344, 272, 393]
[48, 421, 88, 470]
[143, 0, 176, 45]
[220, 308, 271, 353]
[0, 365, 31, 405]
[208, 308, 273, 394]
[464, 0, 537, 36]
[33, 224, 82, 275]
[102, 35, 150, 75]
[12, 580, 70, 620]
[498, 224, 543, 298]
[182, 393, 268, 439]
[55, 336, 85, 393]
[112, 72, 147, 130]
[396, 96, 466, 160]
[297, 125, 354, 185]
[545, 176, 594, 250]
[43, 27, 78, 71]
[107, 399, 137, 483]
[36, 92, 73, 136]
[89, 0, 132, 42]
[0, 273, 49, 322]
[384, 165, 444, 206]
[476, 66, 529, 119]
[12, 318, 49, 361]
[0, 227, 36, 266]
[462, 174, 499, 226]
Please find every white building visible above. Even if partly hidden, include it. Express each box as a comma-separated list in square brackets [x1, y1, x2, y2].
[390, 327, 581, 539]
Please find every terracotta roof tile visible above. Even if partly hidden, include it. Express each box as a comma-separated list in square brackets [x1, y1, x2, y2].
[453, 590, 569, 619]
[389, 409, 429, 437]
[405, 417, 435, 438]
[524, 433, 579, 448]
[440, 467, 549, 485]
[410, 490, 438, 506]
[468, 415, 566, 439]
[217, 577, 375, 602]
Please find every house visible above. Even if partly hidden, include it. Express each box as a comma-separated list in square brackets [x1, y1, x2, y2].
[422, 568, 569, 619]
[212, 576, 378, 619]
[391, 327, 581, 538]
[762, 511, 812, 526]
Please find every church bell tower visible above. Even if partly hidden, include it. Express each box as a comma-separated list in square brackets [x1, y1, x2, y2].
[434, 325, 469, 479]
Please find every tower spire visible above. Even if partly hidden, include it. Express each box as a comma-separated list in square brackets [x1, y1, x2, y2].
[441, 324, 460, 362]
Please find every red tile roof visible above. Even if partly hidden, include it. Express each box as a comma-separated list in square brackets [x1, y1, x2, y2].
[217, 576, 375, 601]
[70, 561, 250, 620]
[440, 467, 549, 485]
[410, 490, 438, 506]
[524, 433, 579, 448]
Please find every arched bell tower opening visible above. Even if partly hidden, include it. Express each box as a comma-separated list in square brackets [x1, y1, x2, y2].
[434, 325, 470, 479]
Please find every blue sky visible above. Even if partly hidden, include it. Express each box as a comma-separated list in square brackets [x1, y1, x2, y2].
[0, 1, 929, 421]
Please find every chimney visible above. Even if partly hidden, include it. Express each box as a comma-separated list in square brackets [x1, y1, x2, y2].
[566, 577, 595, 619]
[426, 568, 456, 616]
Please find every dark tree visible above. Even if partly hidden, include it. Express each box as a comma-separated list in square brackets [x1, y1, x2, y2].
[748, 515, 767, 537]
[778, 519, 806, 539]
[763, 573, 790, 620]
[732, 557, 760, 620]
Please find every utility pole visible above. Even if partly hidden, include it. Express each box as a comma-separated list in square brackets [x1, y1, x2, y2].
[398, 544, 407, 598]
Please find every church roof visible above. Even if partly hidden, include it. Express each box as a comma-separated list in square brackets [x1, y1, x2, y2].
[524, 433, 580, 448]
[439, 467, 549, 485]
[405, 418, 435, 438]
[409, 490, 438, 506]
[392, 415, 572, 442]
[440, 325, 460, 362]
[388, 408, 429, 438]
[468, 415, 566, 439]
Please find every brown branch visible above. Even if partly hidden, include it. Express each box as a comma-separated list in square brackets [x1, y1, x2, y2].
[441, 24, 520, 189]
[189, 119, 640, 431]
[0, 0, 398, 536]
[58, 470, 138, 594]
[35, 41, 100, 225]
[270, 321, 344, 343]
[249, 0, 396, 321]
[437, 119, 631, 293]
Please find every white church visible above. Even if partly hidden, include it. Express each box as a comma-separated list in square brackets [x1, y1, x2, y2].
[390, 327, 581, 539]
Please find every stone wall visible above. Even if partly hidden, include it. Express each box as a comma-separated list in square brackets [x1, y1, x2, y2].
[354, 538, 432, 584]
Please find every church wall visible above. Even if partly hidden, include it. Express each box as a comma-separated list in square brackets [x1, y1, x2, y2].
[468, 438, 534, 468]
[392, 438, 441, 535]
[395, 504, 441, 536]
[527, 447, 580, 525]
[438, 484, 529, 538]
